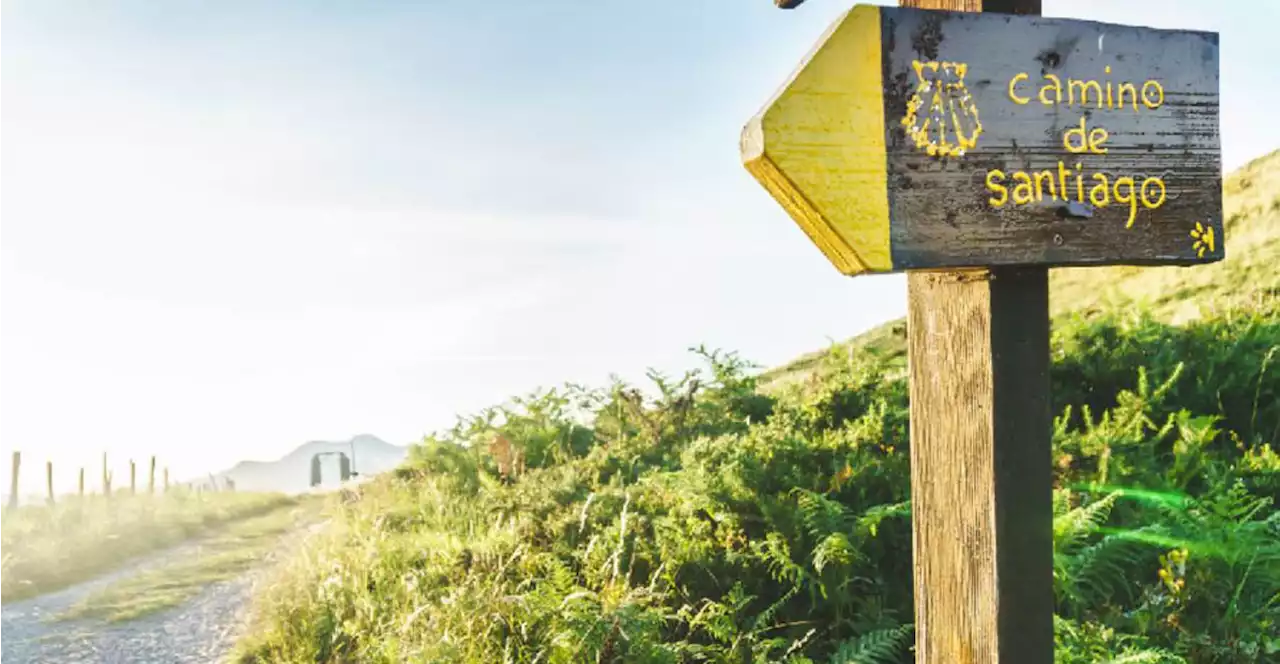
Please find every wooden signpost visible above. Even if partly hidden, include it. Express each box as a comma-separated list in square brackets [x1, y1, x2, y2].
[745, 1, 1222, 662]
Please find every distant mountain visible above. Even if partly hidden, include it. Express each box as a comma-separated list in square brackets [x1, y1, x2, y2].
[212, 434, 409, 494]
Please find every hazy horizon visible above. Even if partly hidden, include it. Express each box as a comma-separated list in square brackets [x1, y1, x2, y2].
[4, 0, 1277, 491]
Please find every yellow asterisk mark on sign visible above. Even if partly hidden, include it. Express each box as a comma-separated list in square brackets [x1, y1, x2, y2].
[902, 60, 982, 158]
[1189, 222, 1215, 258]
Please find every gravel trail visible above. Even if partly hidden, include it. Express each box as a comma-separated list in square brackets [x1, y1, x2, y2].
[1, 521, 325, 664]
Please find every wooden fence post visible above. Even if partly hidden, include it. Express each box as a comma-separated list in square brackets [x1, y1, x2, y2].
[149, 456, 156, 494]
[46, 461, 55, 505]
[8, 451, 19, 510]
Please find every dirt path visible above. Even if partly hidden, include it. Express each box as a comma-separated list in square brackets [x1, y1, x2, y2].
[1, 520, 325, 663]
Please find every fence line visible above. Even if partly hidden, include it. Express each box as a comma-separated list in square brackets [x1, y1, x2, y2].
[4, 452, 231, 510]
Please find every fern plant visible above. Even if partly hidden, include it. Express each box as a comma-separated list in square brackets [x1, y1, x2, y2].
[827, 623, 913, 664]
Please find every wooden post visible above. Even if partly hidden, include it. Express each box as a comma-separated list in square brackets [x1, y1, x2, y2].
[46, 461, 55, 505]
[8, 451, 19, 510]
[900, 5, 1052, 664]
[130, 460, 136, 495]
[908, 268, 1053, 663]
[149, 456, 156, 494]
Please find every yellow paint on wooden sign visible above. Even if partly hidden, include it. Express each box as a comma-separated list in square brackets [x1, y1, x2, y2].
[740, 5, 890, 276]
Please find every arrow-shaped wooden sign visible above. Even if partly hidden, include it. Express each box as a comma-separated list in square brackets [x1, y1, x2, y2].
[742, 5, 1223, 276]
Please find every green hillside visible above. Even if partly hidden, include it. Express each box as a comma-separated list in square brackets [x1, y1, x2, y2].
[235, 152, 1280, 664]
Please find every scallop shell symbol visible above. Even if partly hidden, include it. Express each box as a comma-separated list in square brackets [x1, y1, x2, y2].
[902, 60, 982, 158]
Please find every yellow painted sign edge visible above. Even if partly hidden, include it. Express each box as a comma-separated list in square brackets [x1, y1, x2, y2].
[741, 5, 892, 276]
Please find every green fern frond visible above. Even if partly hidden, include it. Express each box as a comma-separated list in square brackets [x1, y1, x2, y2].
[793, 489, 853, 539]
[750, 584, 801, 634]
[855, 501, 910, 538]
[754, 533, 805, 586]
[828, 624, 913, 664]
[1060, 532, 1154, 610]
[812, 533, 855, 576]
[1055, 491, 1122, 552]
[1104, 649, 1187, 664]
[1054, 488, 1073, 519]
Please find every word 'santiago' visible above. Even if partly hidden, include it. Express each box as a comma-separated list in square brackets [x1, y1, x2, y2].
[742, 5, 1222, 276]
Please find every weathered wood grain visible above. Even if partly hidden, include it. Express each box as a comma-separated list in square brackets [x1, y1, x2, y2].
[882, 8, 1222, 269]
[908, 267, 1054, 664]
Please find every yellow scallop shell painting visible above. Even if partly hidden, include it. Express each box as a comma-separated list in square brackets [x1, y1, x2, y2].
[902, 60, 982, 157]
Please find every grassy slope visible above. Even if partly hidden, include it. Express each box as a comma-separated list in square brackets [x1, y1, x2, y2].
[759, 149, 1280, 388]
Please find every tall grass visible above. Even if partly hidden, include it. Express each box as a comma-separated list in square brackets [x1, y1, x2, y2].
[1, 490, 295, 603]
[235, 309, 1280, 663]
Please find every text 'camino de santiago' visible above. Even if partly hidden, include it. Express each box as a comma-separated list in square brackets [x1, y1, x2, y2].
[985, 66, 1168, 228]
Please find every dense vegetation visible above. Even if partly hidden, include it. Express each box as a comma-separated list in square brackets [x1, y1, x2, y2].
[237, 152, 1280, 663]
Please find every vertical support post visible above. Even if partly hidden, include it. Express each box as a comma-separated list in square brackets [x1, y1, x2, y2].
[46, 461, 55, 505]
[130, 460, 137, 495]
[902, 4, 1048, 664]
[908, 268, 1054, 663]
[8, 451, 19, 510]
[149, 456, 156, 495]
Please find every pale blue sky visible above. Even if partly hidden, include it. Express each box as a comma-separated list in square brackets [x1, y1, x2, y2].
[3, 0, 1276, 488]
